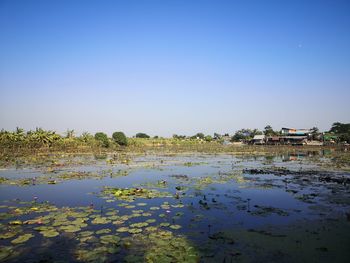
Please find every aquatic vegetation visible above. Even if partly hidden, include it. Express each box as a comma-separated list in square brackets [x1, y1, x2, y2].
[208, 231, 235, 244]
[116, 227, 129, 233]
[96, 229, 111, 235]
[39, 228, 59, 237]
[102, 187, 172, 201]
[125, 228, 199, 263]
[11, 233, 34, 244]
[0, 177, 8, 184]
[250, 205, 289, 217]
[137, 180, 169, 189]
[130, 222, 149, 228]
[100, 234, 120, 244]
[58, 171, 100, 180]
[0, 231, 17, 240]
[183, 161, 207, 167]
[0, 246, 18, 261]
[169, 224, 182, 230]
[0, 151, 349, 262]
[91, 216, 111, 225]
[244, 167, 350, 185]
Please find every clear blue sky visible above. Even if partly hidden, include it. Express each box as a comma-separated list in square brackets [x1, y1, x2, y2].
[1, 0, 349, 136]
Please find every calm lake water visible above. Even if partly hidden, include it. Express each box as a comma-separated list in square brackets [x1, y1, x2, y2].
[0, 153, 349, 262]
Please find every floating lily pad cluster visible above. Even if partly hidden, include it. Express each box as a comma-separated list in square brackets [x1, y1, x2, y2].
[0, 167, 131, 187]
[75, 232, 121, 262]
[58, 171, 100, 180]
[125, 228, 199, 263]
[102, 187, 172, 201]
[0, 196, 191, 262]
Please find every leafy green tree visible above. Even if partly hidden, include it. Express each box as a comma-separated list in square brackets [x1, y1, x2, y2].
[231, 129, 253, 142]
[173, 134, 186, 139]
[94, 132, 109, 147]
[196, 133, 205, 139]
[329, 122, 350, 134]
[112, 131, 128, 146]
[213, 133, 221, 140]
[204, 135, 213, 142]
[230, 128, 261, 142]
[191, 133, 204, 139]
[264, 125, 277, 136]
[135, 133, 150, 138]
[310, 127, 320, 140]
[329, 122, 350, 142]
[252, 129, 263, 136]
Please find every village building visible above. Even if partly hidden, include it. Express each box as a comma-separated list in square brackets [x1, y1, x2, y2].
[251, 135, 265, 145]
[266, 136, 281, 145]
[280, 127, 312, 145]
[281, 128, 312, 136]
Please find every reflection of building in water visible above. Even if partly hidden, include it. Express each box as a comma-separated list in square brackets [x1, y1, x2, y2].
[281, 151, 320, 161]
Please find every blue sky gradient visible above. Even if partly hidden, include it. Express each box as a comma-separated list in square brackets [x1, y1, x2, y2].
[1, 0, 349, 136]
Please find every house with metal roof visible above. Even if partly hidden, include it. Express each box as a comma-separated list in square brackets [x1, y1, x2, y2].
[251, 135, 265, 145]
[280, 127, 311, 145]
[281, 128, 312, 136]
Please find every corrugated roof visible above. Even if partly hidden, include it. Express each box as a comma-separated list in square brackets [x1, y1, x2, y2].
[253, 135, 265, 140]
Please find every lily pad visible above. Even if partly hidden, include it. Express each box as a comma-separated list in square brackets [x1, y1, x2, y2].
[130, 222, 149, 228]
[0, 246, 13, 261]
[96, 229, 111, 235]
[128, 228, 142, 234]
[40, 230, 59, 238]
[100, 235, 121, 244]
[91, 217, 111, 225]
[60, 225, 81, 233]
[79, 231, 94, 237]
[11, 233, 34, 244]
[116, 227, 129, 233]
[169, 224, 182, 230]
[0, 232, 17, 239]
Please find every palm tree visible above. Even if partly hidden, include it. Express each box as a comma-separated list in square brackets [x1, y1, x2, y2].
[65, 129, 75, 139]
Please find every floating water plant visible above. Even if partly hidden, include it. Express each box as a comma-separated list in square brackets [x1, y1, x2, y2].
[11, 233, 34, 244]
[102, 187, 172, 201]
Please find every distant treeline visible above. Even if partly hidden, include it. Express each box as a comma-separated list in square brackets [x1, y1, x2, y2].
[174, 123, 350, 143]
[0, 122, 349, 152]
[0, 128, 129, 151]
